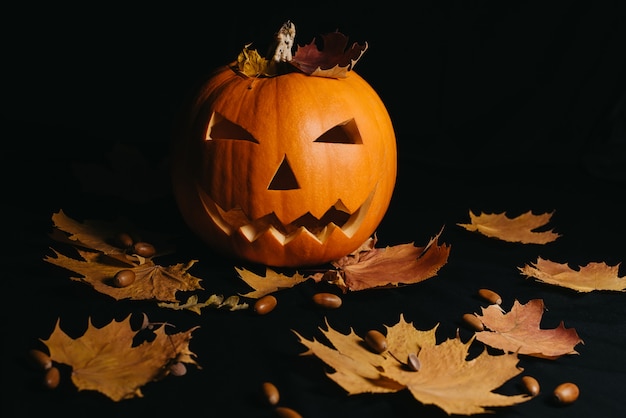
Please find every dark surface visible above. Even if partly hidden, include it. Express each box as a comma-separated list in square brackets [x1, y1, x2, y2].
[5, 3, 626, 418]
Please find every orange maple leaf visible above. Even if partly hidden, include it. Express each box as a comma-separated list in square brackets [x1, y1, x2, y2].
[44, 248, 203, 302]
[457, 210, 561, 244]
[519, 257, 626, 292]
[41, 315, 200, 401]
[472, 299, 583, 359]
[313, 229, 450, 292]
[294, 314, 530, 415]
[236, 267, 310, 298]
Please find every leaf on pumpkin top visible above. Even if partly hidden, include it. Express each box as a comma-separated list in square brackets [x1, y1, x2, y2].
[294, 314, 530, 415]
[235, 26, 367, 79]
[312, 228, 450, 292]
[289, 31, 368, 78]
[44, 248, 203, 303]
[236, 43, 273, 77]
[457, 210, 561, 244]
[472, 299, 583, 359]
[237, 267, 310, 299]
[41, 315, 200, 401]
[519, 257, 626, 292]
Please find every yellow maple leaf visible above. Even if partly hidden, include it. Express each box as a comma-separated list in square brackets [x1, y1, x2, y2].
[44, 248, 203, 302]
[51, 210, 133, 262]
[50, 209, 173, 265]
[158, 294, 249, 314]
[472, 299, 584, 359]
[294, 314, 530, 415]
[457, 210, 561, 244]
[519, 257, 626, 292]
[237, 267, 310, 299]
[236, 43, 272, 77]
[41, 315, 200, 401]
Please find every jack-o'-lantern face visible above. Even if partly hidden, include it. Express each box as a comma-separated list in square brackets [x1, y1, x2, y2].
[171, 65, 396, 267]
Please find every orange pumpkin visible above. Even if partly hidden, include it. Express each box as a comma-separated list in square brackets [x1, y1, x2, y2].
[171, 64, 397, 267]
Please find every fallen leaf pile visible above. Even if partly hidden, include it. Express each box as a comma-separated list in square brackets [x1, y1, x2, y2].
[294, 315, 530, 415]
[45, 248, 203, 303]
[45, 210, 248, 309]
[38, 209, 248, 400]
[41, 315, 200, 401]
[38, 189, 623, 413]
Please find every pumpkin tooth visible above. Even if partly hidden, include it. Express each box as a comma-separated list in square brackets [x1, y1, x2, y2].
[340, 188, 374, 237]
[262, 225, 336, 245]
[239, 223, 271, 243]
[314, 223, 342, 243]
[241, 223, 335, 245]
[198, 184, 372, 243]
[201, 191, 236, 234]
[333, 199, 351, 213]
[283, 226, 312, 244]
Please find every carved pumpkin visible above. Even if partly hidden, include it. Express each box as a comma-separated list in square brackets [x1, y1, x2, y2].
[171, 63, 397, 267]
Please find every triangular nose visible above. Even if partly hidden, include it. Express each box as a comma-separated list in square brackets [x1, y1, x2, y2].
[268, 157, 299, 190]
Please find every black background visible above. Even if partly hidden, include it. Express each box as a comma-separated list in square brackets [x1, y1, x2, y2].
[5, 2, 626, 418]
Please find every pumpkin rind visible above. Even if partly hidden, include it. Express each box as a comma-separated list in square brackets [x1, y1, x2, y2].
[171, 64, 397, 267]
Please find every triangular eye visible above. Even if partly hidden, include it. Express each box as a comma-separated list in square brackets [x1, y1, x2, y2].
[268, 156, 299, 190]
[206, 112, 258, 143]
[314, 118, 362, 144]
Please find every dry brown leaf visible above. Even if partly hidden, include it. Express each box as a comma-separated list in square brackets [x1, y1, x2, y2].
[294, 314, 530, 415]
[44, 248, 203, 302]
[519, 257, 626, 292]
[457, 210, 561, 244]
[290, 31, 368, 78]
[50, 210, 173, 265]
[312, 229, 450, 292]
[51, 210, 135, 264]
[41, 315, 200, 401]
[237, 267, 310, 299]
[473, 299, 583, 359]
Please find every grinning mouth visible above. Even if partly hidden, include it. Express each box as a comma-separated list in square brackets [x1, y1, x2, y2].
[197, 185, 375, 244]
